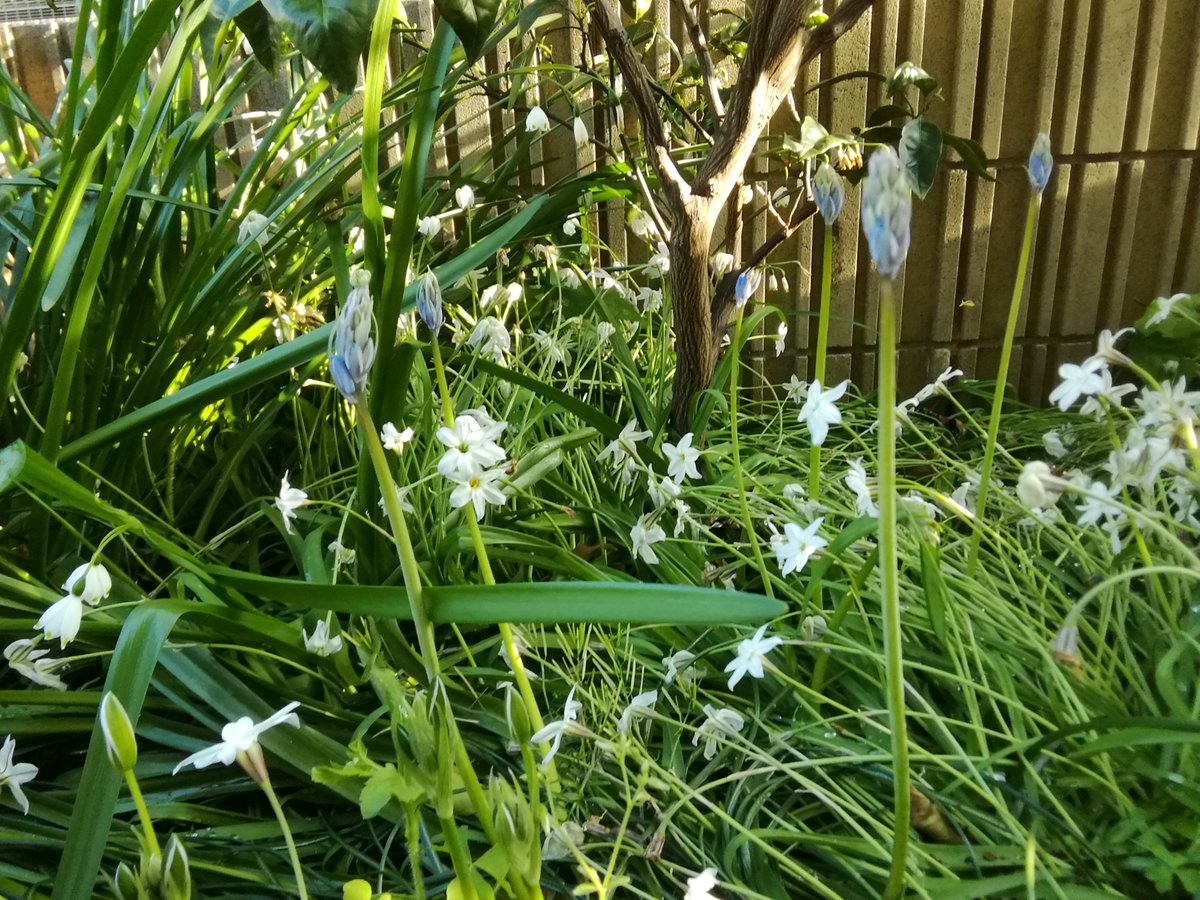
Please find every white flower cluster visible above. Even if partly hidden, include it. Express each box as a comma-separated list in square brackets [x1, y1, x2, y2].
[436, 408, 510, 521]
[1023, 324, 1199, 547]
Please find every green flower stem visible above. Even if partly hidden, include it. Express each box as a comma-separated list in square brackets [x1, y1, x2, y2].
[429, 338, 551, 747]
[356, 397, 495, 838]
[259, 775, 309, 900]
[809, 223, 834, 500]
[122, 769, 161, 860]
[730, 305, 774, 598]
[356, 399, 439, 678]
[439, 815, 480, 900]
[877, 278, 910, 899]
[968, 195, 1040, 575]
[405, 802, 426, 900]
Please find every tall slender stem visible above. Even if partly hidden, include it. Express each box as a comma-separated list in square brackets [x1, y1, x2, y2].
[968, 195, 1039, 574]
[260, 776, 309, 900]
[809, 223, 834, 500]
[730, 305, 773, 597]
[122, 770, 161, 860]
[429, 338, 554, 802]
[878, 279, 910, 899]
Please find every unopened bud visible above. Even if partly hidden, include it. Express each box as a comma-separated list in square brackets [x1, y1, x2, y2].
[860, 146, 912, 278]
[416, 269, 443, 333]
[99, 692, 138, 772]
[812, 161, 846, 225]
[112, 862, 139, 900]
[163, 834, 192, 900]
[734, 268, 762, 308]
[1028, 132, 1053, 194]
[329, 269, 377, 401]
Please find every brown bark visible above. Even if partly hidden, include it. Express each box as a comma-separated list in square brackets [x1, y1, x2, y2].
[593, 0, 878, 430]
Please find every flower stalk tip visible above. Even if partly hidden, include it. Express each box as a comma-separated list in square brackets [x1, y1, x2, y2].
[860, 146, 912, 278]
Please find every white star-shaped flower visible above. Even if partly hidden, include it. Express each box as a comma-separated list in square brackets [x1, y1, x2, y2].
[436, 414, 507, 481]
[724, 624, 783, 689]
[529, 686, 581, 765]
[1145, 292, 1188, 327]
[662, 432, 702, 483]
[448, 467, 508, 521]
[616, 689, 658, 735]
[302, 619, 343, 657]
[598, 419, 651, 471]
[797, 379, 849, 446]
[173, 702, 301, 774]
[692, 704, 744, 760]
[1048, 357, 1106, 412]
[771, 517, 828, 576]
[684, 867, 720, 900]
[0, 735, 38, 815]
[630, 514, 667, 565]
[275, 472, 308, 534]
[783, 375, 808, 405]
[381, 422, 414, 453]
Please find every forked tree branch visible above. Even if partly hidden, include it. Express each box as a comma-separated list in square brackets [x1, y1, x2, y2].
[670, 0, 725, 121]
[592, 0, 692, 214]
[695, 0, 876, 225]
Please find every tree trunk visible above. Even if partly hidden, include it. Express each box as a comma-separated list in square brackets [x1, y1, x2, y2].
[669, 210, 716, 430]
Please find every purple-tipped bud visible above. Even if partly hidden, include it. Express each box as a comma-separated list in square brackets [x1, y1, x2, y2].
[417, 269, 443, 333]
[812, 161, 845, 224]
[734, 268, 762, 308]
[860, 147, 912, 279]
[329, 269, 376, 402]
[1028, 132, 1053, 194]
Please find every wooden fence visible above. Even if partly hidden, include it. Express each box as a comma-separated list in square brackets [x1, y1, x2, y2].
[2, 0, 1198, 400]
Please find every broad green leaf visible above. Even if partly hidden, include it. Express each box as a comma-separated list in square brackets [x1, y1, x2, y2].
[209, 567, 785, 624]
[40, 195, 96, 311]
[360, 763, 423, 817]
[213, 0, 260, 18]
[942, 132, 995, 181]
[435, 0, 502, 61]
[919, 539, 948, 645]
[260, 0, 375, 92]
[899, 117, 942, 198]
[234, 2, 280, 72]
[887, 61, 938, 96]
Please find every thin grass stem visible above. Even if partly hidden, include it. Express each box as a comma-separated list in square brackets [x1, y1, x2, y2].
[968, 195, 1040, 574]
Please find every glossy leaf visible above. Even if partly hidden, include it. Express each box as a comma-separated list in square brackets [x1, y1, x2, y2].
[887, 61, 938, 97]
[899, 116, 942, 198]
[435, 0, 502, 61]
[260, 0, 375, 92]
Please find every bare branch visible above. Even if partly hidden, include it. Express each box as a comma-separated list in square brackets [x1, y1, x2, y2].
[695, 0, 877, 220]
[592, 0, 692, 212]
[710, 196, 817, 332]
[670, 0, 725, 121]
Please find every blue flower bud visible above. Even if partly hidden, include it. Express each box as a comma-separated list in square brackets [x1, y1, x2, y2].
[417, 269, 443, 333]
[860, 147, 912, 279]
[735, 268, 762, 308]
[812, 161, 845, 224]
[329, 269, 376, 401]
[1027, 132, 1053, 194]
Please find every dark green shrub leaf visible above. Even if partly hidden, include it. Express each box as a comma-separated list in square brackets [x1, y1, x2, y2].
[260, 0, 375, 92]
[900, 116, 942, 198]
[213, 0, 259, 18]
[434, 0, 501, 61]
[943, 132, 995, 181]
[234, 2, 280, 72]
[887, 60, 938, 96]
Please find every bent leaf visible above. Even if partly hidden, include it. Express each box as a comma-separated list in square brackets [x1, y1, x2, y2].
[435, 0, 502, 61]
[260, 0, 375, 92]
